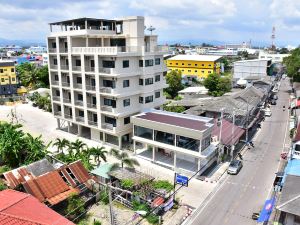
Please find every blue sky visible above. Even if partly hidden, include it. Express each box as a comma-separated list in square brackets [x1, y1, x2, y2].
[0, 0, 299, 46]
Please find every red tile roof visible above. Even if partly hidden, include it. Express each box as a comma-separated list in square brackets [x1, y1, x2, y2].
[0, 189, 74, 225]
[137, 112, 211, 131]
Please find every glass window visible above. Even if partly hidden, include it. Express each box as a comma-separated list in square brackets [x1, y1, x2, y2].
[201, 136, 211, 151]
[104, 98, 116, 108]
[123, 99, 130, 107]
[77, 94, 83, 101]
[11, 68, 14, 73]
[155, 75, 160, 82]
[145, 59, 154, 67]
[51, 42, 56, 48]
[155, 91, 160, 98]
[55, 90, 60, 96]
[103, 80, 115, 88]
[79, 110, 84, 117]
[1, 78, 4, 82]
[139, 60, 143, 67]
[76, 77, 82, 84]
[123, 80, 130, 88]
[139, 97, 144, 103]
[105, 116, 116, 127]
[155, 58, 160, 65]
[53, 58, 57, 65]
[75, 59, 81, 67]
[0, 69, 3, 73]
[105, 134, 118, 145]
[139, 79, 144, 85]
[134, 126, 153, 140]
[176, 135, 200, 152]
[124, 117, 130, 124]
[103, 60, 115, 68]
[123, 60, 129, 68]
[145, 78, 153, 85]
[145, 95, 153, 103]
[11, 78, 15, 81]
[54, 74, 59, 81]
[155, 130, 174, 145]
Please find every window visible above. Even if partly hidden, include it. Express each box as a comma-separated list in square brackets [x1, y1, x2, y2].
[11, 78, 15, 81]
[208, 71, 211, 74]
[176, 135, 200, 152]
[103, 80, 115, 88]
[77, 94, 83, 101]
[155, 91, 160, 98]
[11, 68, 14, 73]
[76, 77, 82, 84]
[139, 60, 143, 67]
[123, 80, 130, 88]
[202, 64, 204, 66]
[123, 60, 129, 68]
[145, 59, 154, 67]
[145, 95, 153, 103]
[104, 98, 116, 108]
[103, 60, 115, 68]
[134, 126, 153, 140]
[188, 64, 191, 66]
[54, 74, 59, 81]
[139, 97, 144, 103]
[105, 116, 116, 127]
[139, 79, 144, 85]
[195, 70, 198, 72]
[145, 78, 153, 85]
[79, 110, 84, 117]
[170, 63, 172, 65]
[57, 105, 61, 111]
[188, 70, 191, 72]
[202, 71, 204, 73]
[176, 63, 178, 65]
[155, 58, 160, 65]
[195, 64, 198, 66]
[51, 42, 56, 48]
[123, 99, 130, 107]
[124, 117, 130, 125]
[0, 69, 3, 73]
[1, 78, 4, 82]
[208, 64, 211, 67]
[53, 58, 57, 65]
[155, 130, 174, 145]
[182, 63, 184, 65]
[155, 75, 160, 82]
[55, 90, 60, 96]
[75, 59, 81, 67]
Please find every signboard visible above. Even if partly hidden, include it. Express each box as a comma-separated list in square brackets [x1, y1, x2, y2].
[164, 197, 174, 212]
[175, 173, 189, 187]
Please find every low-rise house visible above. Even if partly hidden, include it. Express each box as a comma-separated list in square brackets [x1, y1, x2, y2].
[0, 189, 74, 224]
[178, 86, 209, 99]
[131, 109, 218, 175]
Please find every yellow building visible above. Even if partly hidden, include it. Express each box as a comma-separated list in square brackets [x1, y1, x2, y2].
[0, 61, 18, 97]
[166, 55, 222, 79]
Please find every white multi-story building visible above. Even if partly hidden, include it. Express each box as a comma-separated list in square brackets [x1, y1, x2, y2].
[47, 16, 168, 149]
[258, 52, 290, 63]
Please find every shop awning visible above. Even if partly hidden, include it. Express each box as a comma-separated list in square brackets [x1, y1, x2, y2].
[257, 197, 276, 223]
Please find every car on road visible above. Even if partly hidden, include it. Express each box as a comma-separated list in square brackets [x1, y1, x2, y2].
[263, 108, 272, 117]
[271, 94, 278, 100]
[270, 99, 277, 105]
[227, 160, 243, 175]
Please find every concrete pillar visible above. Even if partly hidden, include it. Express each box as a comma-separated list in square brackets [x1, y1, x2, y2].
[152, 147, 155, 162]
[77, 125, 82, 136]
[174, 152, 177, 170]
[133, 140, 136, 155]
[67, 122, 71, 133]
[198, 158, 201, 171]
[285, 214, 295, 225]
[118, 136, 122, 150]
[57, 118, 61, 129]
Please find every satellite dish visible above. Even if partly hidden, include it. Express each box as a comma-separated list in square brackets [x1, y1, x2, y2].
[147, 25, 156, 35]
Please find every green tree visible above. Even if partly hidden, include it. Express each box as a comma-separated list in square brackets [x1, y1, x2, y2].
[24, 134, 50, 164]
[165, 70, 184, 99]
[283, 47, 300, 81]
[110, 149, 140, 169]
[70, 139, 87, 157]
[53, 138, 70, 153]
[89, 147, 108, 166]
[37, 65, 49, 88]
[279, 48, 289, 54]
[65, 193, 85, 220]
[163, 104, 185, 113]
[203, 73, 231, 97]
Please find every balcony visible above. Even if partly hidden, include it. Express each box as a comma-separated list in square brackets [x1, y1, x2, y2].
[48, 48, 57, 53]
[99, 67, 114, 74]
[75, 100, 83, 106]
[72, 66, 81, 71]
[76, 116, 85, 122]
[50, 64, 58, 70]
[87, 103, 97, 109]
[101, 106, 113, 113]
[64, 114, 72, 119]
[59, 48, 68, 53]
[99, 87, 114, 94]
[85, 66, 95, 73]
[52, 96, 61, 102]
[51, 81, 59, 86]
[88, 120, 98, 127]
[86, 85, 96, 91]
[63, 98, 71, 104]
[73, 84, 82, 89]
[72, 47, 119, 55]
[54, 111, 62, 116]
[61, 65, 69, 70]
[62, 82, 70, 87]
[101, 123, 115, 131]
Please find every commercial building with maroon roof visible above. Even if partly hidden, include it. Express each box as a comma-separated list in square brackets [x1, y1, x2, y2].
[0, 189, 74, 225]
[131, 110, 219, 175]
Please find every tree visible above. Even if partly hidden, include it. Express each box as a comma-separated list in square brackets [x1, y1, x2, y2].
[163, 104, 185, 113]
[65, 193, 85, 220]
[110, 149, 139, 169]
[165, 70, 184, 99]
[279, 48, 289, 54]
[203, 73, 231, 97]
[70, 139, 87, 157]
[37, 65, 49, 88]
[89, 147, 108, 166]
[24, 134, 50, 164]
[283, 47, 300, 81]
[53, 138, 70, 153]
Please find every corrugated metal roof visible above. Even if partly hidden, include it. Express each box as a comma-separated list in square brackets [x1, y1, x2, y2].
[68, 161, 90, 184]
[91, 163, 112, 179]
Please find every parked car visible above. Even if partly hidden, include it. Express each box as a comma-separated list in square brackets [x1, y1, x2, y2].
[227, 160, 243, 175]
[270, 99, 277, 105]
[272, 94, 278, 100]
[264, 108, 272, 117]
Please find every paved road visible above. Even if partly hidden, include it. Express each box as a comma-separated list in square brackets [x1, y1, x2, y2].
[188, 79, 291, 225]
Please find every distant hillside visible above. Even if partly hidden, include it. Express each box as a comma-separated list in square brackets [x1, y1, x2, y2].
[0, 38, 45, 47]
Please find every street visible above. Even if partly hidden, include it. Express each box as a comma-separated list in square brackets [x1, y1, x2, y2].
[187, 78, 291, 225]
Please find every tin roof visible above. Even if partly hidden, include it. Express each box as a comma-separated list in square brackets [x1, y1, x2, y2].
[0, 189, 74, 225]
[168, 54, 222, 62]
[91, 163, 112, 179]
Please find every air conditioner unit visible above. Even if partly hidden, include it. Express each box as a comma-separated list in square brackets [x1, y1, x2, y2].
[211, 136, 218, 143]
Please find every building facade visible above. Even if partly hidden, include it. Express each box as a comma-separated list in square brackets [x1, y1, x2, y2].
[47, 17, 168, 149]
[258, 52, 290, 63]
[0, 60, 18, 97]
[132, 110, 218, 175]
[166, 55, 222, 80]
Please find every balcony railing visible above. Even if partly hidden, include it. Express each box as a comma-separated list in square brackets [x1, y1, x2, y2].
[88, 120, 98, 127]
[63, 98, 71, 104]
[85, 66, 95, 72]
[48, 48, 57, 53]
[64, 114, 72, 119]
[75, 100, 83, 106]
[52, 96, 60, 102]
[54, 111, 62, 116]
[51, 80, 59, 86]
[59, 48, 68, 53]
[76, 116, 85, 122]
[99, 68, 114, 74]
[99, 87, 113, 94]
[101, 105, 113, 112]
[101, 123, 115, 131]
[86, 85, 96, 91]
[50, 64, 58, 70]
[61, 65, 69, 70]
[73, 84, 82, 89]
[87, 103, 97, 109]
[72, 66, 81, 71]
[62, 82, 70, 87]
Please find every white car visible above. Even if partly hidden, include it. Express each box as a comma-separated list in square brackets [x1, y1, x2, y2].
[264, 109, 272, 117]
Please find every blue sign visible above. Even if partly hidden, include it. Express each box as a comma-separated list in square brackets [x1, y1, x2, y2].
[176, 173, 189, 186]
[257, 197, 276, 222]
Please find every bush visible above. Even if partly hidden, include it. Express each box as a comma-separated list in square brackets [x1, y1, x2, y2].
[93, 220, 102, 225]
[0, 181, 7, 191]
[99, 191, 109, 205]
[146, 214, 159, 224]
[152, 180, 173, 192]
[65, 193, 85, 219]
[121, 179, 135, 189]
[132, 200, 150, 212]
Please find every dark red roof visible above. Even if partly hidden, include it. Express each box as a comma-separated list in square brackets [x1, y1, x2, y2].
[137, 112, 210, 131]
[0, 189, 74, 225]
[212, 119, 245, 146]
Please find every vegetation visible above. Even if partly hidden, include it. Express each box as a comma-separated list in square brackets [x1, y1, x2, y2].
[16, 63, 49, 89]
[163, 103, 185, 113]
[203, 73, 231, 96]
[152, 180, 173, 192]
[110, 149, 140, 169]
[53, 138, 70, 153]
[164, 70, 184, 99]
[132, 201, 159, 224]
[93, 220, 102, 225]
[0, 122, 50, 168]
[65, 193, 85, 220]
[121, 179, 135, 189]
[28, 92, 52, 112]
[283, 47, 300, 82]
[99, 190, 109, 205]
[146, 214, 160, 224]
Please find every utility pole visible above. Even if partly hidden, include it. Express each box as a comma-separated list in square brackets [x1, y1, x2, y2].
[231, 111, 235, 159]
[108, 184, 115, 225]
[245, 98, 249, 144]
[218, 108, 224, 162]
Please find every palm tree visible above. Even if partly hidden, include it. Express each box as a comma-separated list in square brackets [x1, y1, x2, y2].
[24, 134, 50, 164]
[19, 63, 40, 89]
[70, 139, 87, 157]
[89, 147, 108, 166]
[110, 149, 139, 170]
[53, 138, 70, 153]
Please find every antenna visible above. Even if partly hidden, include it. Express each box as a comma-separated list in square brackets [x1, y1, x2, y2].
[271, 26, 276, 49]
[147, 25, 156, 35]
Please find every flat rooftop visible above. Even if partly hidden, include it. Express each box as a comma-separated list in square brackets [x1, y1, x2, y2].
[135, 110, 213, 131]
[49, 17, 115, 26]
[168, 54, 222, 62]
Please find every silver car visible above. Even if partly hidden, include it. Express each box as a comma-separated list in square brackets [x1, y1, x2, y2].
[227, 160, 243, 175]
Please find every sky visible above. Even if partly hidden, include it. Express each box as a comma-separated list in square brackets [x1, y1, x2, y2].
[0, 0, 299, 46]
